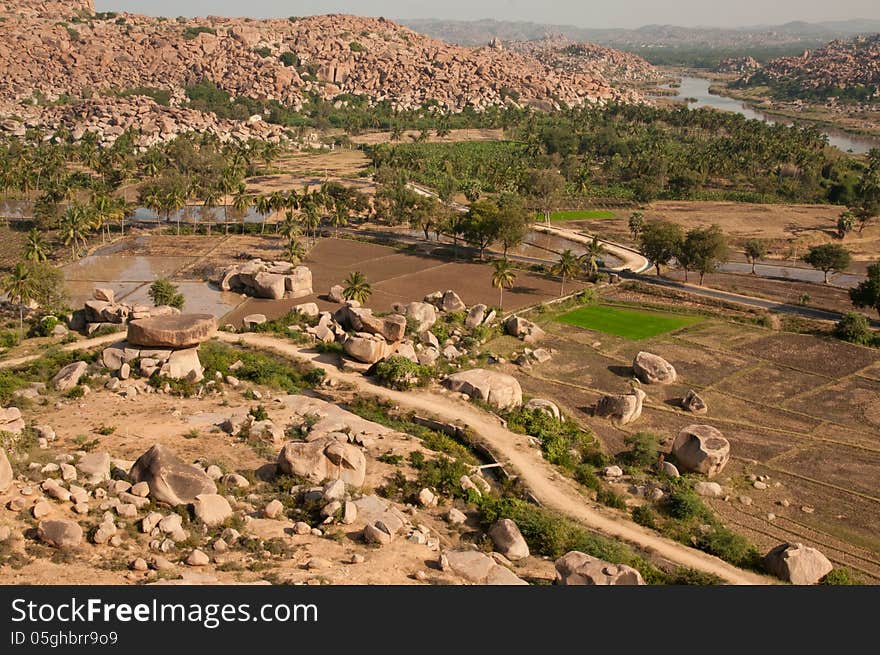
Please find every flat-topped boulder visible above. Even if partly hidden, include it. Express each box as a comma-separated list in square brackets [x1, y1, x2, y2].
[443, 369, 522, 411]
[672, 425, 730, 478]
[127, 314, 217, 349]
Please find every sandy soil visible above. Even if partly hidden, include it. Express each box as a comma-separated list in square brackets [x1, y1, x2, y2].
[349, 128, 506, 146]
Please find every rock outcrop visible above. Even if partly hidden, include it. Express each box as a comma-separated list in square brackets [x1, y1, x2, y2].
[671, 425, 730, 478]
[343, 332, 389, 364]
[681, 389, 708, 414]
[219, 260, 312, 300]
[488, 519, 529, 561]
[0, 406, 25, 435]
[442, 369, 522, 411]
[504, 315, 546, 343]
[554, 551, 645, 585]
[0, 447, 12, 493]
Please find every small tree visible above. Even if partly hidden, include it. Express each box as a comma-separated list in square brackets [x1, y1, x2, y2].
[639, 220, 685, 276]
[685, 224, 727, 285]
[834, 312, 874, 345]
[343, 271, 372, 304]
[850, 262, 880, 317]
[836, 210, 855, 240]
[24, 229, 49, 263]
[802, 244, 852, 284]
[628, 211, 645, 240]
[743, 239, 766, 275]
[2, 262, 33, 334]
[620, 432, 660, 468]
[149, 278, 185, 309]
[491, 258, 517, 309]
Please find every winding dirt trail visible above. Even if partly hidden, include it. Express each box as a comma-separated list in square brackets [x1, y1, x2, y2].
[219, 331, 772, 585]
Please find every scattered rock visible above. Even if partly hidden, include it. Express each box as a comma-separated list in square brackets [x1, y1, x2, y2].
[186, 549, 210, 567]
[694, 481, 724, 498]
[0, 448, 12, 493]
[38, 519, 83, 549]
[278, 437, 366, 487]
[681, 390, 708, 414]
[442, 369, 522, 410]
[524, 398, 561, 420]
[264, 499, 284, 519]
[52, 361, 88, 392]
[595, 388, 645, 425]
[192, 494, 233, 527]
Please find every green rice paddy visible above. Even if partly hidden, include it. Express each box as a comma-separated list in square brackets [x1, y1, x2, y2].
[556, 305, 704, 340]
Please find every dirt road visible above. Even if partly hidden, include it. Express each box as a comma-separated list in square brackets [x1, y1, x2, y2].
[218, 331, 772, 585]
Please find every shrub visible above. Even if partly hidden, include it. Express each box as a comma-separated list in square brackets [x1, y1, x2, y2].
[198, 342, 324, 393]
[0, 330, 20, 348]
[632, 505, 657, 528]
[597, 488, 627, 510]
[148, 278, 185, 310]
[182, 26, 216, 40]
[619, 431, 660, 468]
[506, 407, 605, 473]
[694, 526, 761, 569]
[374, 356, 432, 390]
[834, 312, 875, 346]
[279, 51, 299, 67]
[666, 486, 707, 521]
[248, 405, 269, 421]
[822, 568, 860, 585]
[254, 46, 272, 58]
[29, 316, 60, 338]
[349, 41, 366, 52]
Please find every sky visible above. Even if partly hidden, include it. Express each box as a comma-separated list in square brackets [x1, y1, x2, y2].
[94, 1, 880, 29]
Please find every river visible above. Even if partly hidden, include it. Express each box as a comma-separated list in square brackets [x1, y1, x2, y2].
[668, 76, 879, 155]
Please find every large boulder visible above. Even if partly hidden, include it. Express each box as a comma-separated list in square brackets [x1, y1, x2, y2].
[595, 389, 646, 425]
[52, 361, 88, 392]
[0, 406, 25, 435]
[252, 272, 286, 300]
[633, 351, 677, 385]
[328, 285, 345, 303]
[402, 302, 437, 333]
[488, 519, 530, 561]
[129, 444, 217, 507]
[127, 314, 217, 349]
[442, 369, 522, 411]
[764, 543, 833, 585]
[343, 332, 389, 364]
[278, 437, 366, 487]
[672, 425, 730, 478]
[440, 550, 526, 585]
[554, 551, 645, 585]
[0, 448, 12, 493]
[76, 452, 112, 484]
[38, 519, 83, 549]
[504, 316, 545, 343]
[220, 260, 312, 299]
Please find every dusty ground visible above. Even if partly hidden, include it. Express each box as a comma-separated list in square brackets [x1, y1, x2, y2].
[246, 148, 373, 198]
[493, 293, 880, 581]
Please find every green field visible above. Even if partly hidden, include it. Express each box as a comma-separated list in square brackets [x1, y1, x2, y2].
[537, 210, 617, 222]
[556, 305, 704, 340]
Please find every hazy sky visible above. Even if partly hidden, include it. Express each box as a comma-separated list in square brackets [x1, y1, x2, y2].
[95, 1, 880, 29]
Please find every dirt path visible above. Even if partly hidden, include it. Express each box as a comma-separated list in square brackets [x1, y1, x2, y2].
[218, 331, 772, 585]
[533, 224, 652, 273]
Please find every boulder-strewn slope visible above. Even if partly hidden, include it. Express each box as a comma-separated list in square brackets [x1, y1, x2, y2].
[508, 36, 663, 86]
[0, 2, 638, 143]
[737, 34, 880, 93]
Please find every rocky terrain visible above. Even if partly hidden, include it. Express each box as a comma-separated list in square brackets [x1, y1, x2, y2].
[507, 36, 664, 86]
[0, 1, 637, 145]
[736, 34, 880, 94]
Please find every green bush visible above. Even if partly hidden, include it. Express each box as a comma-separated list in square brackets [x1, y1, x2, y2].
[619, 432, 660, 468]
[349, 41, 366, 52]
[248, 405, 269, 421]
[182, 26, 216, 40]
[0, 330, 20, 348]
[506, 406, 605, 474]
[148, 278, 185, 310]
[198, 342, 324, 393]
[822, 568, 861, 585]
[374, 356, 432, 390]
[694, 526, 761, 569]
[666, 485, 707, 521]
[597, 488, 627, 510]
[632, 505, 657, 529]
[834, 312, 875, 346]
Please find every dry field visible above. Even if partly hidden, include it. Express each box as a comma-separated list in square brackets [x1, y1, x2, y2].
[246, 148, 374, 197]
[488, 298, 880, 581]
[572, 200, 880, 265]
[349, 128, 505, 146]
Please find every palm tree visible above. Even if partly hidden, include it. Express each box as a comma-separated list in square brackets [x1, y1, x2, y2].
[233, 186, 251, 234]
[218, 172, 237, 235]
[342, 271, 372, 304]
[59, 203, 90, 259]
[164, 187, 186, 235]
[491, 258, 517, 309]
[284, 238, 306, 265]
[201, 186, 221, 236]
[579, 236, 606, 278]
[24, 229, 49, 263]
[254, 194, 273, 235]
[280, 210, 302, 241]
[331, 200, 349, 238]
[552, 249, 579, 296]
[2, 262, 33, 335]
[90, 193, 114, 243]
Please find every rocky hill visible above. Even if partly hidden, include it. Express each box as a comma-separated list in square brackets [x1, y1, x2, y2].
[0, 0, 93, 19]
[736, 34, 880, 97]
[0, 4, 638, 144]
[507, 36, 663, 86]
